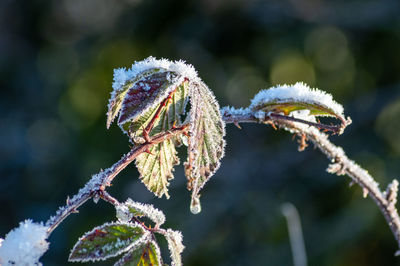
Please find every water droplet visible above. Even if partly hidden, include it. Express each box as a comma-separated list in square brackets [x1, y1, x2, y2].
[92, 194, 100, 204]
[190, 196, 201, 214]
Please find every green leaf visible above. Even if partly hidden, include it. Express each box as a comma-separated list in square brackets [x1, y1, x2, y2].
[107, 68, 162, 129]
[117, 71, 184, 126]
[249, 82, 346, 125]
[114, 241, 162, 266]
[133, 82, 188, 198]
[184, 82, 226, 213]
[68, 222, 147, 262]
[116, 199, 166, 227]
[165, 229, 184, 266]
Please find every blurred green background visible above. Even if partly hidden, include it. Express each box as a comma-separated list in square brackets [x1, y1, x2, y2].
[1, 0, 400, 265]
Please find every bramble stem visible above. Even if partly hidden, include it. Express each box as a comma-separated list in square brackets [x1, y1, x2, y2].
[222, 107, 400, 254]
[46, 125, 188, 235]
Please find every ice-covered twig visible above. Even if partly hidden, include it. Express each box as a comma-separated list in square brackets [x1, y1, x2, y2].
[46, 125, 188, 235]
[222, 106, 400, 254]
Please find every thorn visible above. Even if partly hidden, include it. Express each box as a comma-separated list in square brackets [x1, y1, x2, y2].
[395, 250, 400, 256]
[72, 208, 79, 214]
[66, 196, 70, 205]
[363, 188, 369, 198]
[172, 120, 177, 129]
[144, 148, 155, 156]
[349, 181, 355, 187]
[234, 121, 242, 129]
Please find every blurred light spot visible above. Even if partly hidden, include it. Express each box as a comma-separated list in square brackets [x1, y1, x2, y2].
[62, 0, 123, 32]
[270, 52, 315, 85]
[69, 79, 102, 119]
[36, 46, 79, 86]
[305, 26, 350, 72]
[59, 70, 106, 129]
[375, 98, 400, 155]
[226, 67, 266, 107]
[97, 40, 141, 67]
[26, 119, 70, 164]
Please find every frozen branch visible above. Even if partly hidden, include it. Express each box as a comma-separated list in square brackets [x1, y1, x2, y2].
[222, 107, 400, 254]
[46, 125, 188, 236]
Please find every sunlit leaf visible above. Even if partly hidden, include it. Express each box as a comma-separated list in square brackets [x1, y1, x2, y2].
[107, 68, 162, 129]
[118, 71, 184, 126]
[165, 229, 184, 266]
[114, 241, 162, 266]
[68, 222, 147, 262]
[249, 82, 347, 125]
[133, 82, 188, 198]
[116, 199, 166, 227]
[184, 82, 226, 213]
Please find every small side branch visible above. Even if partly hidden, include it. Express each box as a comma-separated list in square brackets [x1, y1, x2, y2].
[222, 107, 400, 253]
[46, 125, 188, 235]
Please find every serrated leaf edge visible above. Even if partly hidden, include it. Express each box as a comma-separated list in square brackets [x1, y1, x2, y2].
[68, 222, 150, 263]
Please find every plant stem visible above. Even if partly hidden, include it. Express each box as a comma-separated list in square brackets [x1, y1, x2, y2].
[46, 125, 188, 235]
[222, 108, 400, 254]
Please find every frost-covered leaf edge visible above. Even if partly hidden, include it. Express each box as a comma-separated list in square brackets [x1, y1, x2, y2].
[185, 81, 226, 213]
[108, 56, 199, 131]
[165, 229, 185, 266]
[68, 222, 149, 263]
[114, 240, 162, 266]
[249, 82, 346, 122]
[116, 199, 166, 227]
[133, 81, 188, 198]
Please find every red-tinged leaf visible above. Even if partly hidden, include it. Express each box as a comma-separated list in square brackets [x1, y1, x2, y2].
[118, 71, 184, 126]
[68, 222, 147, 262]
[114, 241, 162, 266]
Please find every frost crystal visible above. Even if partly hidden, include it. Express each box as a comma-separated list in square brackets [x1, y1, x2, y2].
[0, 220, 49, 266]
[112, 56, 199, 92]
[250, 82, 344, 118]
[121, 198, 166, 226]
[165, 229, 185, 266]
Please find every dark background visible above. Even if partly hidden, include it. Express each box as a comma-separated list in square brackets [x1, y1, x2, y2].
[1, 0, 400, 265]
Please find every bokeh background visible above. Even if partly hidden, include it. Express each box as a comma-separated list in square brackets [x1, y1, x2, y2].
[1, 0, 400, 265]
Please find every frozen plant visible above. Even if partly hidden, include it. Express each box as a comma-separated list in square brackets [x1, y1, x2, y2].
[1, 57, 400, 265]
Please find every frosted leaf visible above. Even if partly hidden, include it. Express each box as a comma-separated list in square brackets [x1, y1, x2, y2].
[108, 56, 198, 129]
[165, 229, 185, 266]
[184, 81, 226, 213]
[116, 199, 166, 227]
[108, 68, 160, 128]
[114, 241, 162, 266]
[0, 220, 49, 266]
[118, 71, 184, 126]
[250, 82, 347, 126]
[133, 82, 188, 198]
[68, 222, 148, 262]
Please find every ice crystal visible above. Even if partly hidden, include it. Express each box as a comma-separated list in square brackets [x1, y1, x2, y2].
[68, 222, 149, 262]
[119, 198, 166, 227]
[185, 81, 226, 213]
[250, 82, 344, 118]
[112, 56, 198, 92]
[0, 220, 49, 266]
[165, 229, 185, 266]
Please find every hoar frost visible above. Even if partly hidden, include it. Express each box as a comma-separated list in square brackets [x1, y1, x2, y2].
[0, 220, 49, 266]
[250, 82, 344, 118]
[112, 56, 199, 92]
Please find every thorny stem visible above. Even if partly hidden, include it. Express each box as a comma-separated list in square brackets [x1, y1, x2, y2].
[45, 102, 400, 255]
[222, 108, 400, 254]
[143, 88, 176, 139]
[46, 125, 188, 235]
